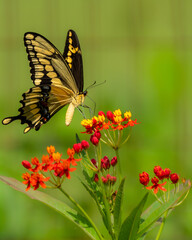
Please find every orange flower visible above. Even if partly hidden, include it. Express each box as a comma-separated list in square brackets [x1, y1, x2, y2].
[47, 145, 55, 154]
[67, 148, 81, 166]
[146, 177, 167, 194]
[22, 146, 82, 190]
[52, 152, 62, 162]
[22, 172, 31, 191]
[42, 155, 53, 171]
[30, 173, 50, 190]
[31, 157, 42, 172]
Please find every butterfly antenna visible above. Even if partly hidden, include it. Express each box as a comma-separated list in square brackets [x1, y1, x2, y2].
[85, 80, 106, 91]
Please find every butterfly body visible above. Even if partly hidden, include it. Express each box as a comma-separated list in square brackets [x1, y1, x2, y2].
[2, 30, 85, 133]
[65, 91, 86, 126]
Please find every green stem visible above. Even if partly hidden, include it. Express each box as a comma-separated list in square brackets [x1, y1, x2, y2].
[58, 187, 104, 240]
[155, 210, 168, 240]
[115, 148, 122, 181]
[120, 127, 132, 147]
[97, 171, 115, 239]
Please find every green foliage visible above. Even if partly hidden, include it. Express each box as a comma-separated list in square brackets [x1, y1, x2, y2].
[118, 193, 148, 240]
[113, 178, 125, 235]
[137, 181, 191, 239]
[0, 176, 101, 240]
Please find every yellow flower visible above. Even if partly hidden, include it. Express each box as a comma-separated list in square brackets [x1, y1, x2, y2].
[98, 114, 105, 123]
[124, 111, 132, 119]
[81, 119, 93, 127]
[114, 115, 123, 124]
[113, 109, 122, 117]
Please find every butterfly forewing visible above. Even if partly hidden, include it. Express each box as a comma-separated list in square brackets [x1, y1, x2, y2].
[63, 30, 84, 93]
[24, 32, 78, 92]
[2, 31, 84, 133]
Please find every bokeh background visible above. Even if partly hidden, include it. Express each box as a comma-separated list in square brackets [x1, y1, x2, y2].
[0, 0, 192, 239]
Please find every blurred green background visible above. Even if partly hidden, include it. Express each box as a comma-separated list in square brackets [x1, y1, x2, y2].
[0, 0, 192, 239]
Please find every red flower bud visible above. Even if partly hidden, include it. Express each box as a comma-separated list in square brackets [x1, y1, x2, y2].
[101, 156, 110, 170]
[90, 135, 99, 146]
[91, 158, 97, 167]
[107, 174, 117, 185]
[164, 168, 171, 178]
[98, 111, 105, 116]
[101, 176, 108, 184]
[22, 160, 32, 170]
[139, 172, 150, 186]
[154, 166, 164, 180]
[154, 165, 162, 175]
[73, 143, 82, 153]
[94, 173, 99, 182]
[170, 173, 179, 184]
[110, 176, 117, 184]
[111, 156, 117, 166]
[81, 140, 89, 150]
[94, 130, 101, 139]
[106, 111, 114, 121]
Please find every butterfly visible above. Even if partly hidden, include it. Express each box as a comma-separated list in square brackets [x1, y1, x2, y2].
[2, 30, 87, 133]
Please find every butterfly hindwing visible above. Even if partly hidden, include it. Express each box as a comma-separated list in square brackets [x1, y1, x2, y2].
[63, 30, 84, 93]
[2, 31, 83, 133]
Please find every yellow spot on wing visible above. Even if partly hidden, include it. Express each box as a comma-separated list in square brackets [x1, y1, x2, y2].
[39, 59, 50, 65]
[25, 40, 31, 44]
[26, 34, 34, 40]
[31, 40, 40, 46]
[69, 38, 72, 44]
[34, 65, 44, 71]
[27, 45, 33, 51]
[69, 45, 78, 53]
[35, 72, 44, 78]
[45, 65, 54, 71]
[24, 126, 31, 134]
[29, 51, 35, 57]
[34, 79, 41, 85]
[65, 57, 72, 63]
[34, 46, 53, 56]
[47, 72, 57, 78]
[2, 118, 12, 125]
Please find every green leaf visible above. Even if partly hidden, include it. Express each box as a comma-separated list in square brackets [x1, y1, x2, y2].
[118, 193, 148, 240]
[0, 176, 101, 240]
[137, 181, 191, 239]
[113, 178, 125, 235]
[81, 180, 108, 229]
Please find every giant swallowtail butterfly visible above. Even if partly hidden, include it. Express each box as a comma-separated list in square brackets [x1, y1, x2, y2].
[2, 30, 87, 133]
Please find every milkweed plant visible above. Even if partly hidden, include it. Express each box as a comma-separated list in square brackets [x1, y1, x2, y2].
[0, 109, 191, 240]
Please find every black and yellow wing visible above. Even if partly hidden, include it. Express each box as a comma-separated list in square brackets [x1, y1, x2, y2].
[63, 30, 84, 93]
[2, 30, 84, 133]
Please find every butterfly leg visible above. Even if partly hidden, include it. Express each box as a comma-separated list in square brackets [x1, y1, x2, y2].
[85, 95, 96, 116]
[77, 106, 87, 119]
[82, 104, 94, 118]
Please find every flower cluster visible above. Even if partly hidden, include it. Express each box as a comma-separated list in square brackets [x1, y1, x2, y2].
[73, 140, 90, 153]
[81, 109, 138, 149]
[139, 166, 180, 195]
[93, 156, 117, 185]
[22, 146, 81, 191]
[81, 109, 137, 134]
